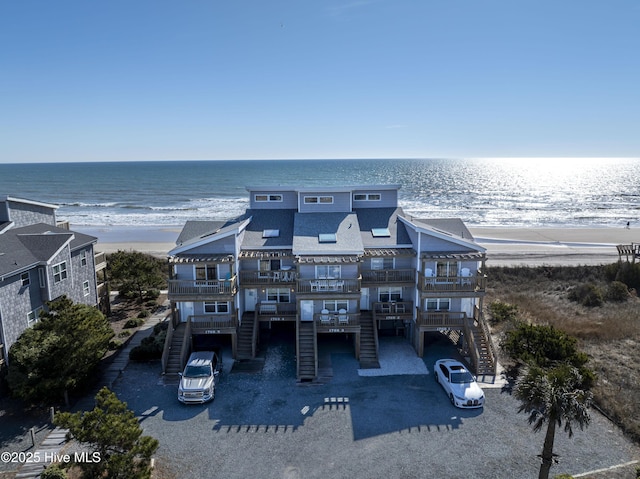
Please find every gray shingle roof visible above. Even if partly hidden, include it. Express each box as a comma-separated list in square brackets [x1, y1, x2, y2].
[0, 223, 97, 277]
[355, 207, 412, 247]
[411, 218, 475, 241]
[241, 209, 295, 249]
[292, 212, 363, 255]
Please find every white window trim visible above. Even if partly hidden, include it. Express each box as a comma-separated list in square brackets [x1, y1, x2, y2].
[354, 193, 381, 201]
[204, 301, 230, 314]
[80, 250, 87, 266]
[316, 265, 341, 279]
[52, 261, 68, 283]
[21, 272, 30, 287]
[323, 300, 348, 312]
[304, 195, 333, 204]
[255, 194, 283, 202]
[266, 288, 290, 303]
[378, 286, 402, 302]
[83, 280, 90, 296]
[426, 298, 451, 311]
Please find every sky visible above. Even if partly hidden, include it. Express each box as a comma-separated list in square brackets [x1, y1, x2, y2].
[1, 1, 639, 163]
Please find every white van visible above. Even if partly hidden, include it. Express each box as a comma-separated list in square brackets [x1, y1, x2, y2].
[178, 351, 220, 404]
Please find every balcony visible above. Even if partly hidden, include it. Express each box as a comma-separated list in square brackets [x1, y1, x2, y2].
[315, 312, 360, 331]
[416, 311, 467, 329]
[239, 269, 297, 286]
[418, 274, 486, 294]
[257, 302, 297, 321]
[372, 301, 413, 321]
[168, 278, 237, 300]
[94, 251, 107, 272]
[188, 314, 237, 334]
[296, 277, 361, 295]
[361, 269, 415, 285]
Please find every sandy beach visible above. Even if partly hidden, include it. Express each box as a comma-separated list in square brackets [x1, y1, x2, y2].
[76, 225, 639, 266]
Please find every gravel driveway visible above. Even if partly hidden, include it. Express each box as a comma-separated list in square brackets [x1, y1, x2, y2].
[111, 332, 639, 479]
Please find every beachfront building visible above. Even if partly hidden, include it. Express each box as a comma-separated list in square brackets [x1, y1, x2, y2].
[0, 196, 107, 376]
[164, 185, 495, 380]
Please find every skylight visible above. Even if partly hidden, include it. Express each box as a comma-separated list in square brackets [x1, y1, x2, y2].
[318, 233, 337, 243]
[262, 229, 280, 238]
[371, 228, 391, 237]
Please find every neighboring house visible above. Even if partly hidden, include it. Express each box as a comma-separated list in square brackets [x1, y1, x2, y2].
[165, 185, 495, 380]
[0, 196, 108, 372]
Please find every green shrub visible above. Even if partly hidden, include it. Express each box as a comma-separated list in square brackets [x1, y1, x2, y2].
[129, 335, 164, 361]
[124, 318, 145, 329]
[118, 330, 131, 338]
[153, 321, 168, 335]
[108, 339, 122, 350]
[489, 300, 519, 324]
[145, 288, 160, 300]
[137, 309, 150, 319]
[606, 281, 629, 302]
[568, 283, 604, 307]
[553, 475, 574, 479]
[40, 463, 68, 479]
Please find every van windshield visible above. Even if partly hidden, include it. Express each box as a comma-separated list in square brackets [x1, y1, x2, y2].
[184, 365, 211, 378]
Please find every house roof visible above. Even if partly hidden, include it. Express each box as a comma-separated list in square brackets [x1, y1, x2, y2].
[241, 209, 296, 249]
[355, 207, 412, 248]
[176, 220, 231, 245]
[0, 223, 97, 277]
[292, 212, 363, 255]
[411, 218, 475, 241]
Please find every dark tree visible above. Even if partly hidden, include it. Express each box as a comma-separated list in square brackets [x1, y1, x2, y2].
[55, 387, 159, 479]
[107, 250, 165, 302]
[7, 296, 113, 404]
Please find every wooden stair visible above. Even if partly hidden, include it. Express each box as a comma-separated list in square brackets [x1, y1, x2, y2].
[237, 312, 257, 359]
[164, 322, 186, 376]
[468, 323, 496, 375]
[359, 313, 380, 368]
[297, 321, 317, 380]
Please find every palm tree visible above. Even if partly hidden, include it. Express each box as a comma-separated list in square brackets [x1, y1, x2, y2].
[513, 364, 593, 479]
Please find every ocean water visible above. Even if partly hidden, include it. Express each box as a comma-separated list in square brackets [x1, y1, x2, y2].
[0, 158, 638, 228]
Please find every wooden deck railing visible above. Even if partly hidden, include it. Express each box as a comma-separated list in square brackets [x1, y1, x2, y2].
[372, 301, 413, 319]
[179, 317, 192, 371]
[188, 314, 237, 331]
[257, 302, 297, 317]
[296, 277, 361, 294]
[361, 269, 415, 284]
[416, 311, 467, 328]
[168, 278, 237, 298]
[94, 251, 107, 271]
[418, 275, 486, 293]
[161, 316, 175, 374]
[239, 270, 297, 285]
[474, 305, 497, 373]
[315, 312, 360, 329]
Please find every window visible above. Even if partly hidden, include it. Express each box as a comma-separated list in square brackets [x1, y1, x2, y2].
[259, 259, 281, 271]
[316, 265, 341, 279]
[379, 287, 402, 302]
[204, 301, 229, 313]
[262, 229, 280, 238]
[371, 228, 390, 237]
[27, 307, 42, 326]
[255, 194, 283, 202]
[80, 250, 87, 266]
[436, 261, 458, 278]
[371, 258, 394, 270]
[195, 265, 217, 281]
[21, 272, 30, 287]
[354, 193, 381, 201]
[267, 288, 290, 303]
[323, 300, 348, 312]
[318, 233, 336, 243]
[304, 195, 333, 204]
[53, 262, 68, 283]
[83, 281, 90, 296]
[426, 298, 451, 311]
[38, 268, 46, 288]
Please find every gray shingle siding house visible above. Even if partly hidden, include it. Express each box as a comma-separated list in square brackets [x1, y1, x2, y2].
[165, 185, 496, 381]
[0, 196, 104, 369]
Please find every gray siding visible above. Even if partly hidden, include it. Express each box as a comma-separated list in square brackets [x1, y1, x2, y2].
[352, 188, 398, 208]
[186, 235, 236, 255]
[249, 190, 298, 209]
[298, 191, 351, 213]
[6, 200, 57, 227]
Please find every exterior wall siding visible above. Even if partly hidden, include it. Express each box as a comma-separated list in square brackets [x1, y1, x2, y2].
[249, 190, 298, 209]
[352, 189, 398, 208]
[187, 235, 236, 255]
[298, 191, 351, 213]
[6, 200, 56, 227]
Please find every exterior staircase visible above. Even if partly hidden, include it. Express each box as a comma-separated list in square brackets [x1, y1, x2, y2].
[297, 321, 317, 380]
[237, 312, 257, 359]
[164, 322, 186, 376]
[358, 312, 380, 368]
[468, 322, 496, 375]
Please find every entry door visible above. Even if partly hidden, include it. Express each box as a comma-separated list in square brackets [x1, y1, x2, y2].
[360, 287, 370, 311]
[245, 289, 258, 312]
[181, 302, 194, 322]
[300, 300, 314, 322]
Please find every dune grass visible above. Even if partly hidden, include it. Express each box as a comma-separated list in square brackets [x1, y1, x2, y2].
[486, 263, 640, 443]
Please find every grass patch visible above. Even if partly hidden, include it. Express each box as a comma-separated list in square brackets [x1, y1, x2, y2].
[487, 263, 640, 443]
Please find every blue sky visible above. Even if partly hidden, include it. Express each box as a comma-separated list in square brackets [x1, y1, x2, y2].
[1, 1, 639, 163]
